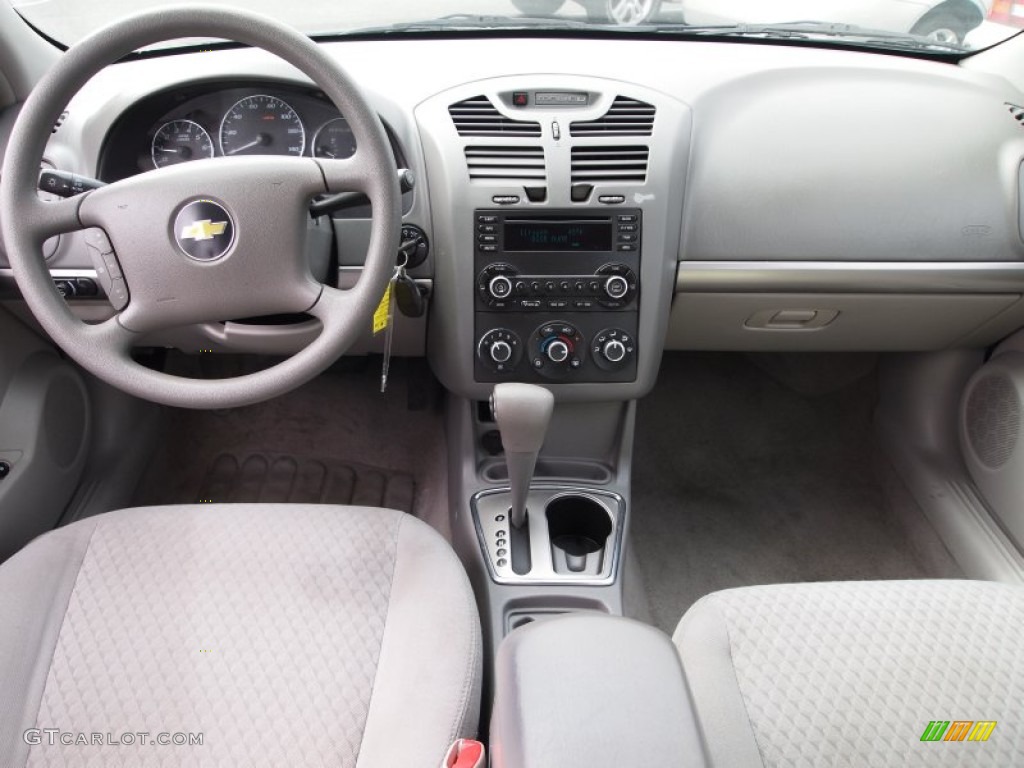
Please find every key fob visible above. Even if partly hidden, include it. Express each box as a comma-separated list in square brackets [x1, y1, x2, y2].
[395, 274, 426, 318]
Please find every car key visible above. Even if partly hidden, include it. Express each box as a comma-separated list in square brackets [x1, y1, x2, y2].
[379, 263, 402, 394]
[395, 271, 425, 318]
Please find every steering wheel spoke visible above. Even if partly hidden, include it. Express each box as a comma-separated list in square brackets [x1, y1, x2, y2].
[27, 195, 84, 241]
[315, 154, 377, 195]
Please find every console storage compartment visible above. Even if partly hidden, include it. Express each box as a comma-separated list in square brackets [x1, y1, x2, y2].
[490, 614, 707, 768]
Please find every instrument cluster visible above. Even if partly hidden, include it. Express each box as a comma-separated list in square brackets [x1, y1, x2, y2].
[98, 81, 364, 182]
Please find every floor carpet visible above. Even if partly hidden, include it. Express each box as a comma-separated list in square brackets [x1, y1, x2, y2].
[132, 355, 450, 536]
[630, 352, 962, 633]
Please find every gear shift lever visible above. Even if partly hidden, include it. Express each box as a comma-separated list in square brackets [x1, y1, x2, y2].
[491, 383, 554, 529]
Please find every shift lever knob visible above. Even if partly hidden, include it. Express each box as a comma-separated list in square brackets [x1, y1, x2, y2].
[491, 383, 554, 529]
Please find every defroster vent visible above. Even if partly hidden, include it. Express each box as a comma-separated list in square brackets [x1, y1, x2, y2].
[571, 146, 649, 184]
[570, 97, 655, 137]
[449, 96, 541, 137]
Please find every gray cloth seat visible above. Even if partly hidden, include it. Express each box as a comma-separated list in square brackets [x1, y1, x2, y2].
[0, 504, 481, 767]
[674, 580, 1024, 767]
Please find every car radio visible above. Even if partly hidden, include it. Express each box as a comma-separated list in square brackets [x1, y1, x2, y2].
[474, 209, 641, 383]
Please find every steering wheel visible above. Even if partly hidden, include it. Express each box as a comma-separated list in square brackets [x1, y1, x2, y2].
[0, 7, 401, 408]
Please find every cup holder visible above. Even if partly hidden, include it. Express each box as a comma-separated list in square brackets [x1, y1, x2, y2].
[546, 495, 613, 574]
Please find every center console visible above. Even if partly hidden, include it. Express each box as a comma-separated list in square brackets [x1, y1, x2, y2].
[474, 209, 641, 383]
[415, 75, 691, 675]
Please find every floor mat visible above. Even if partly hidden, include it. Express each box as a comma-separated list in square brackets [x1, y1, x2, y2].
[131, 357, 448, 535]
[630, 352, 962, 633]
[192, 452, 415, 513]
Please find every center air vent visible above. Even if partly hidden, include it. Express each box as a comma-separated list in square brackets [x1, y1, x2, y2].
[449, 96, 541, 137]
[570, 97, 655, 137]
[465, 146, 546, 183]
[571, 146, 649, 184]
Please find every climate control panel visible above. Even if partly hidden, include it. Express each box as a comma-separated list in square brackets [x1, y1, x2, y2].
[473, 207, 641, 384]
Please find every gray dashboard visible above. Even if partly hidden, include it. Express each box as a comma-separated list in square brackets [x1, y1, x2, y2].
[4, 36, 1024, 399]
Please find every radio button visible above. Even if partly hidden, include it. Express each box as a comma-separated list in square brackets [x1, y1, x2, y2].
[599, 195, 626, 204]
[480, 234, 497, 244]
[618, 224, 637, 232]
[492, 195, 520, 205]
[478, 215, 498, 223]
[488, 275, 513, 299]
[617, 244, 637, 252]
[478, 224, 496, 233]
[617, 214, 638, 223]
[604, 275, 629, 299]
[618, 233, 637, 242]
[481, 245, 497, 252]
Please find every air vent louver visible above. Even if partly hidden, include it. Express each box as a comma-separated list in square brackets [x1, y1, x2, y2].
[449, 96, 541, 137]
[570, 97, 655, 137]
[465, 146, 546, 183]
[571, 146, 649, 184]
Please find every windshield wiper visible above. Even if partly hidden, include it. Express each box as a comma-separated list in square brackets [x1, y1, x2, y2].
[646, 20, 965, 52]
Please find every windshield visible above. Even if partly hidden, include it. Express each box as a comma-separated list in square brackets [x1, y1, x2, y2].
[9, 0, 1024, 53]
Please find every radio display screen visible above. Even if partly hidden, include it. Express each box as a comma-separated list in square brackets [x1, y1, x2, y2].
[503, 218, 613, 252]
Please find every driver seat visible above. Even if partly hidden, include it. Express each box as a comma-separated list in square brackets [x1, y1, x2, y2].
[0, 504, 481, 766]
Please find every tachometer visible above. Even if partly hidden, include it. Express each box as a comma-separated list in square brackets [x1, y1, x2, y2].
[151, 120, 214, 168]
[219, 94, 305, 157]
[312, 117, 357, 160]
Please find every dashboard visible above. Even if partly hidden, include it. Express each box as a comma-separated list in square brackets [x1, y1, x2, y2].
[4, 35, 1024, 402]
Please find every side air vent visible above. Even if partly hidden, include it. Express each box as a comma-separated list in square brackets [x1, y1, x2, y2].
[465, 146, 546, 182]
[571, 146, 649, 184]
[52, 111, 68, 134]
[449, 96, 541, 137]
[570, 97, 655, 137]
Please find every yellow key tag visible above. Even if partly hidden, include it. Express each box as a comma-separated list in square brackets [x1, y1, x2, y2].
[373, 283, 393, 335]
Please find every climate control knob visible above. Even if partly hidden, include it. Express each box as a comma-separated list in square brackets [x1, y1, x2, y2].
[604, 275, 629, 300]
[593, 328, 636, 372]
[546, 339, 570, 363]
[477, 328, 523, 375]
[532, 322, 585, 380]
[602, 339, 627, 364]
[490, 340, 513, 364]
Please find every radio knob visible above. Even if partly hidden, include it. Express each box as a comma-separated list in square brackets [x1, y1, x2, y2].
[604, 275, 629, 300]
[489, 275, 513, 299]
[546, 340, 570, 363]
[490, 340, 513, 364]
[602, 339, 627, 363]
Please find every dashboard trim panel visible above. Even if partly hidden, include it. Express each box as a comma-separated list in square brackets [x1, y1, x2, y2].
[676, 261, 1024, 294]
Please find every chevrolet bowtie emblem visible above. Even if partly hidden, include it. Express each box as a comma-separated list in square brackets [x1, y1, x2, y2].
[180, 219, 228, 241]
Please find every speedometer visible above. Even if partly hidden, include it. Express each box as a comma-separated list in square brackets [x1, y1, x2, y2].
[219, 94, 305, 157]
[151, 120, 214, 168]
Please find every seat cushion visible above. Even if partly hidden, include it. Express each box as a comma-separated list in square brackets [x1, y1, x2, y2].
[674, 580, 1024, 767]
[0, 504, 481, 767]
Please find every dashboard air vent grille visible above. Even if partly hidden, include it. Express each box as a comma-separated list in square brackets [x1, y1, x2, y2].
[449, 96, 541, 137]
[571, 146, 649, 183]
[465, 146, 546, 182]
[570, 97, 655, 137]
